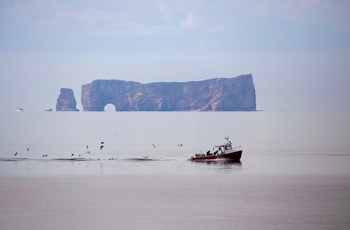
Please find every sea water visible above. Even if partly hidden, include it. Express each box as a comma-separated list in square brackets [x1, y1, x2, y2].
[1, 111, 350, 230]
[0, 111, 349, 176]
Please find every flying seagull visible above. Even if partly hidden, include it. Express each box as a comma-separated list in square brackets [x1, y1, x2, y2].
[14, 152, 18, 156]
[152, 144, 156, 148]
[100, 145, 104, 150]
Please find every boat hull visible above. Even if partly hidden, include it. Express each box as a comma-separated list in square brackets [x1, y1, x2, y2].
[190, 150, 242, 162]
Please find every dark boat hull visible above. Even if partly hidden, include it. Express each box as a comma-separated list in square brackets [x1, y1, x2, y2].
[190, 150, 242, 162]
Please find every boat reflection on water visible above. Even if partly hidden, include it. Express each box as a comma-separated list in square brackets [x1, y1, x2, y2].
[191, 160, 242, 172]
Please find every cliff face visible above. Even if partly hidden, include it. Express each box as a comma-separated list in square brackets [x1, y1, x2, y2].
[56, 88, 79, 111]
[81, 74, 256, 111]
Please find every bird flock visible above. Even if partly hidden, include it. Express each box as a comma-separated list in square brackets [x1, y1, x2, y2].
[12, 141, 108, 159]
[11, 142, 184, 160]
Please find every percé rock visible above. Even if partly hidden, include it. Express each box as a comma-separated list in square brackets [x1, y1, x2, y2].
[56, 88, 79, 111]
[81, 74, 256, 111]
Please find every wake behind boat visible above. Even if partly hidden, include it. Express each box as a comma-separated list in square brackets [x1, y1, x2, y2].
[190, 137, 242, 162]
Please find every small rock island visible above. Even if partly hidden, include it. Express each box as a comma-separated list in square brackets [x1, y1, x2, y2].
[56, 88, 79, 111]
[81, 74, 256, 111]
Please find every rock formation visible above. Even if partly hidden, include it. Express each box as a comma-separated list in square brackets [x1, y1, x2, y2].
[81, 74, 256, 111]
[56, 88, 79, 111]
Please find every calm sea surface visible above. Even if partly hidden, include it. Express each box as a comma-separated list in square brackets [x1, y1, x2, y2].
[0, 111, 349, 176]
[1, 111, 350, 230]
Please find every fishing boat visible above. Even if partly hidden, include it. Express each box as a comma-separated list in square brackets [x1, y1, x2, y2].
[190, 137, 242, 162]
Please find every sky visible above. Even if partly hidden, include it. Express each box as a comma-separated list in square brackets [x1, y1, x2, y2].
[0, 0, 349, 111]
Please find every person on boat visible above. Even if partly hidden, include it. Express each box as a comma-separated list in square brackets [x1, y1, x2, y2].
[218, 148, 223, 154]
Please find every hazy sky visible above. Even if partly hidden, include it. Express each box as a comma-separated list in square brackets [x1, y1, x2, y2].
[1, 0, 349, 111]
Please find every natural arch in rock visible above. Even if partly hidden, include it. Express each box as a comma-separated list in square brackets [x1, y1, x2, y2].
[81, 75, 256, 111]
[104, 103, 117, 112]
